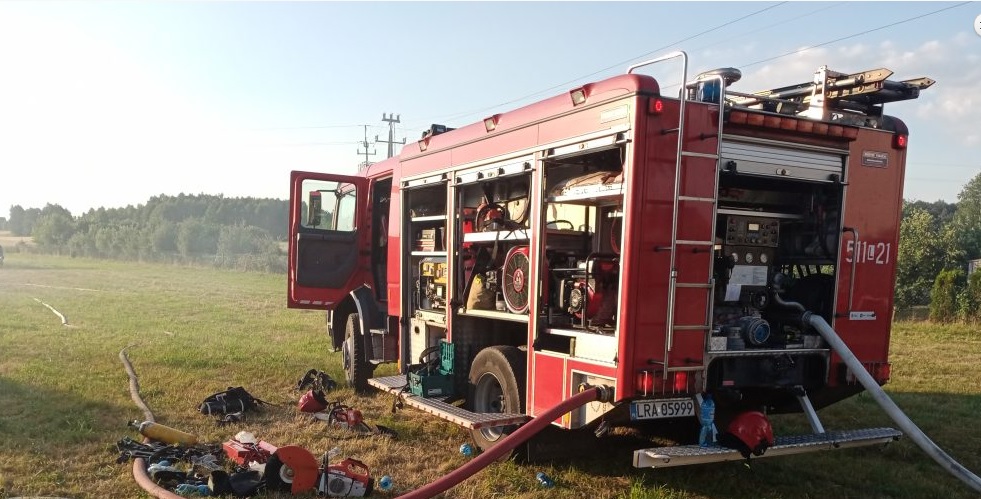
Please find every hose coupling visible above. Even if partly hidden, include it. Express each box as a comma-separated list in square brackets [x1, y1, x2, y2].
[579, 383, 615, 403]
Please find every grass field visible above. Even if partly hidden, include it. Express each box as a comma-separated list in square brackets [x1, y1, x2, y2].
[1, 253, 979, 498]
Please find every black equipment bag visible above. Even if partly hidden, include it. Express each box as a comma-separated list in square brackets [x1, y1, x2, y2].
[199, 386, 262, 416]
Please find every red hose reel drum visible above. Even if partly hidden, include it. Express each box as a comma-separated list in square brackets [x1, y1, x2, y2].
[502, 246, 531, 314]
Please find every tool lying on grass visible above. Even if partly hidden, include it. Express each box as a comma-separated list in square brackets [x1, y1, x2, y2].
[311, 402, 399, 439]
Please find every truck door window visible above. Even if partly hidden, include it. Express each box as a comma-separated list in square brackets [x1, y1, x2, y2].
[302, 180, 358, 232]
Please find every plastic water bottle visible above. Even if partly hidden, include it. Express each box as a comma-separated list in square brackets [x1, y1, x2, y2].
[378, 474, 393, 492]
[698, 394, 718, 447]
[535, 472, 554, 488]
[459, 443, 473, 457]
[174, 483, 209, 496]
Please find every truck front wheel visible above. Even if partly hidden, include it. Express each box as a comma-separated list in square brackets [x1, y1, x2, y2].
[342, 313, 373, 393]
[468, 345, 526, 452]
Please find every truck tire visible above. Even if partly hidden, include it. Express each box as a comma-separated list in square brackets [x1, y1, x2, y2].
[468, 345, 526, 452]
[342, 313, 373, 393]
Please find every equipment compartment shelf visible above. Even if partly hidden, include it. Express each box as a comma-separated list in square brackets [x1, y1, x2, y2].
[456, 308, 529, 323]
[414, 309, 447, 325]
[411, 215, 448, 222]
[462, 228, 589, 244]
[462, 230, 530, 243]
[547, 185, 624, 206]
[411, 251, 447, 257]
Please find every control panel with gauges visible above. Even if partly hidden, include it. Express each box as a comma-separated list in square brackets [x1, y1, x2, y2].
[719, 215, 780, 307]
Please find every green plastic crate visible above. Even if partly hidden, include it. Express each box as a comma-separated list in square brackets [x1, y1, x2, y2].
[408, 340, 454, 398]
[408, 369, 454, 398]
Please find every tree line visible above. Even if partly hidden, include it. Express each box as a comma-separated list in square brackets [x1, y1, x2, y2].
[3, 194, 290, 273]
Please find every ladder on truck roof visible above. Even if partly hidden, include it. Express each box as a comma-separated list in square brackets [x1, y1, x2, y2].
[627, 51, 724, 377]
[727, 66, 935, 123]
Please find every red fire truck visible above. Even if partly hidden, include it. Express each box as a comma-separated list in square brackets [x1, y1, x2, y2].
[287, 52, 933, 466]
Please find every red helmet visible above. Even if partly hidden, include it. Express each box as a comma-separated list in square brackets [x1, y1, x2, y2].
[722, 411, 774, 458]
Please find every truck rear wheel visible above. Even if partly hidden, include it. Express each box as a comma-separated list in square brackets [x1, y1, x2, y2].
[468, 345, 526, 452]
[342, 313, 373, 393]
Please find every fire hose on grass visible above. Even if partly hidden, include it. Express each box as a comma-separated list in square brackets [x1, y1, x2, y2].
[395, 385, 611, 499]
[120, 345, 186, 499]
[772, 291, 981, 493]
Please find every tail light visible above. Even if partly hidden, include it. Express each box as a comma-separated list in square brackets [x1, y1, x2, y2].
[649, 98, 664, 115]
[636, 370, 694, 395]
[875, 362, 891, 383]
[635, 370, 656, 396]
[893, 134, 908, 149]
[672, 371, 689, 393]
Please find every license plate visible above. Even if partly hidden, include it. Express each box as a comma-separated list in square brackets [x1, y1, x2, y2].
[629, 397, 696, 420]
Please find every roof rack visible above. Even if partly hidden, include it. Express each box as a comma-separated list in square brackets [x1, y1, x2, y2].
[725, 66, 934, 126]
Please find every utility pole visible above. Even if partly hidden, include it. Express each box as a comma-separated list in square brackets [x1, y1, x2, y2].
[357, 124, 376, 170]
[375, 113, 406, 159]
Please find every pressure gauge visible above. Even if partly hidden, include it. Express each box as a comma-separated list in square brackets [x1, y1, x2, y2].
[759, 253, 769, 264]
[745, 252, 754, 264]
[731, 252, 739, 263]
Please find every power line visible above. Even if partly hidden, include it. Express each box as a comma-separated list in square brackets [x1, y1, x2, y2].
[254, 141, 362, 147]
[686, 3, 837, 54]
[738, 2, 971, 69]
[246, 124, 375, 131]
[405, 2, 788, 129]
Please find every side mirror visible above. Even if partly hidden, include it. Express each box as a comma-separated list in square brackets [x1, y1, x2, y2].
[307, 191, 322, 227]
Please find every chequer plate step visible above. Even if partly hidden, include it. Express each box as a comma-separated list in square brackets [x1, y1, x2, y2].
[368, 375, 530, 430]
[633, 427, 902, 468]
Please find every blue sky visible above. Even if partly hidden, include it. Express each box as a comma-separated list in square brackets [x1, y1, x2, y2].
[1, 1, 978, 216]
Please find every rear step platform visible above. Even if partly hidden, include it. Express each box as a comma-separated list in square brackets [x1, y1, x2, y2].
[368, 375, 531, 430]
[634, 427, 902, 468]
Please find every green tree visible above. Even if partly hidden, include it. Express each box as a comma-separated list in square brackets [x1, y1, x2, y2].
[33, 211, 75, 248]
[8, 205, 41, 236]
[177, 218, 219, 257]
[151, 222, 179, 254]
[929, 269, 964, 323]
[958, 270, 981, 323]
[895, 206, 946, 308]
[950, 173, 981, 265]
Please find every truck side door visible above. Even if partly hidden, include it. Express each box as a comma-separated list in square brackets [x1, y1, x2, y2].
[288, 171, 369, 309]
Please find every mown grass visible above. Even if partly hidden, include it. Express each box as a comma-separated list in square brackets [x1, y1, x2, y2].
[0, 253, 979, 498]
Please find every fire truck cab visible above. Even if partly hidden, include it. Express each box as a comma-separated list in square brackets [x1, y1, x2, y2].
[287, 52, 932, 466]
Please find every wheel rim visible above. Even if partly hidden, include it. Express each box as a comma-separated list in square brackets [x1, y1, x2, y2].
[474, 372, 506, 441]
[341, 335, 354, 382]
